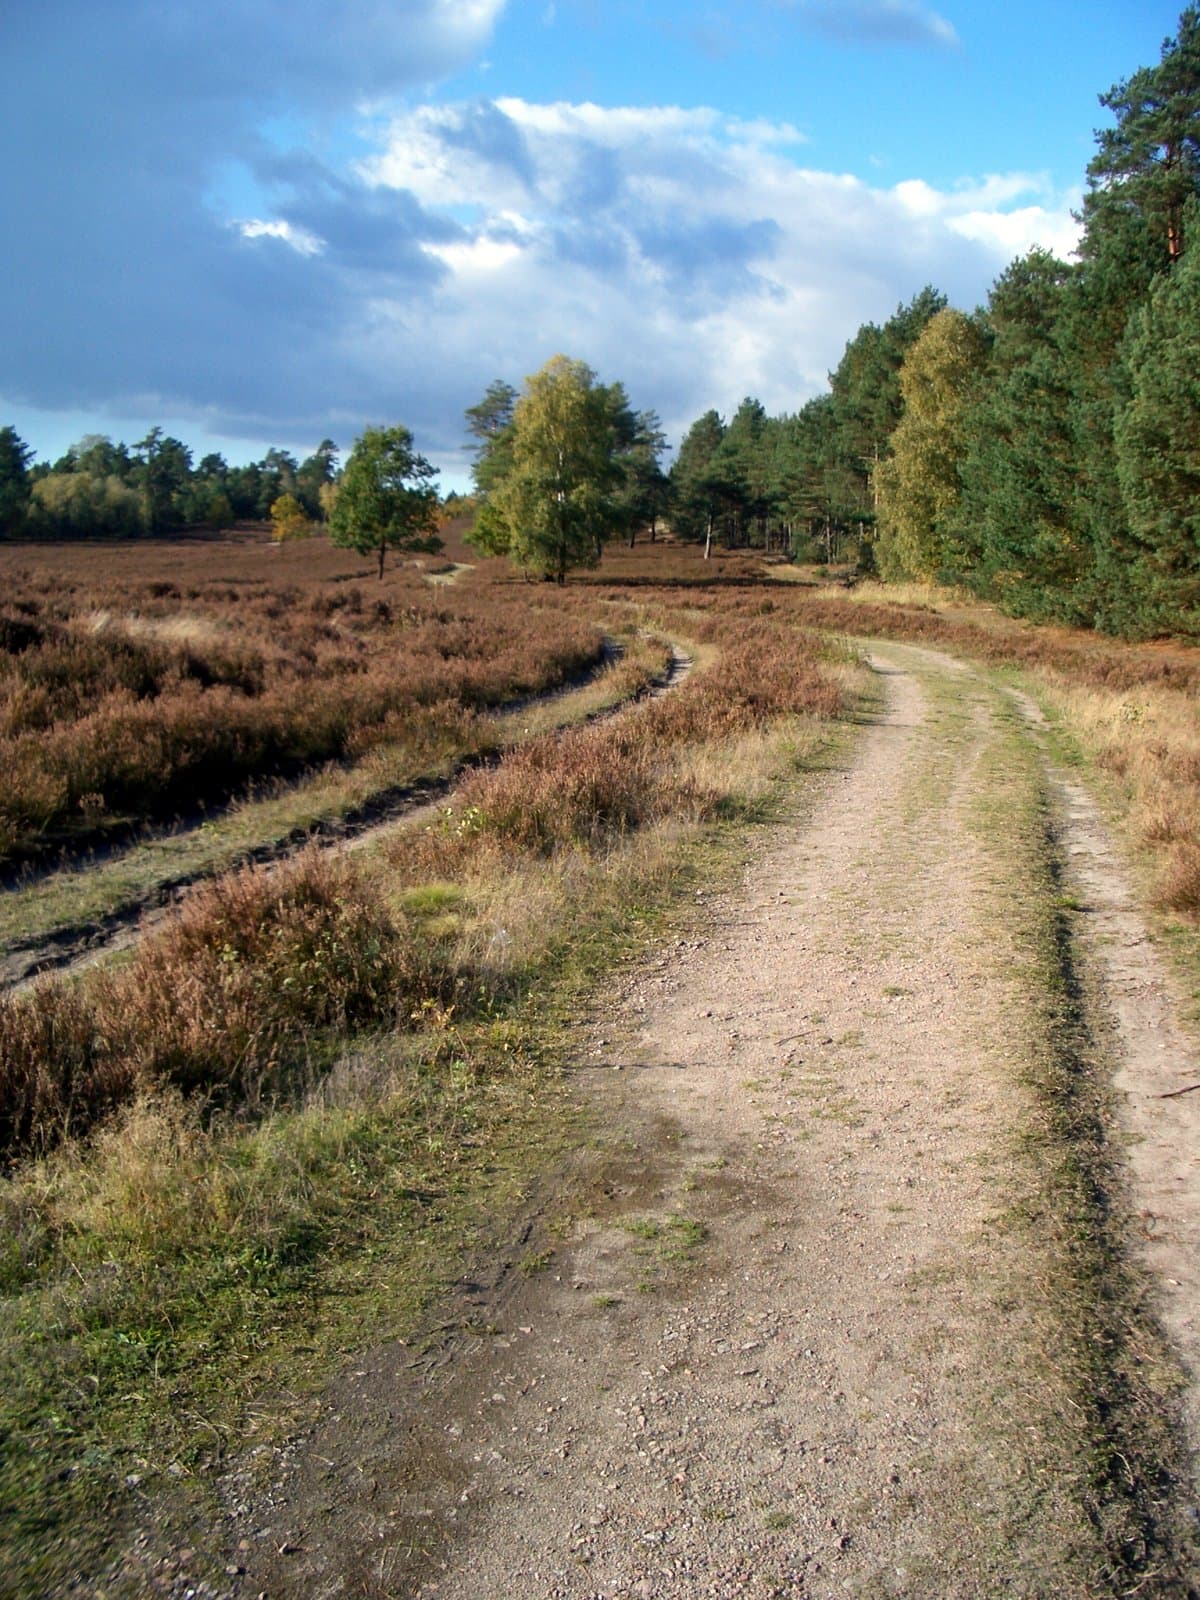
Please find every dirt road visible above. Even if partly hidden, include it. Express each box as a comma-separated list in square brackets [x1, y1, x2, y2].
[210, 642, 1200, 1598]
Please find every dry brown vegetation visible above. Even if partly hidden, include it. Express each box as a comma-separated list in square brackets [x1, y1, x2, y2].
[0, 530, 603, 868]
[4, 530, 1200, 1596]
[0, 587, 845, 1161]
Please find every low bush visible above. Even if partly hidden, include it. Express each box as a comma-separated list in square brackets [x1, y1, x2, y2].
[0, 547, 607, 866]
[0, 851, 455, 1156]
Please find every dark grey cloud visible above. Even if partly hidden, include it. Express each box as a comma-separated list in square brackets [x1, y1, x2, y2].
[630, 216, 784, 302]
[437, 101, 539, 192]
[0, 1, 500, 434]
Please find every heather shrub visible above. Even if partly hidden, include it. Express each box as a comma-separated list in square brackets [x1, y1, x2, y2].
[124, 851, 445, 1103]
[0, 566, 606, 865]
[0, 981, 138, 1155]
[0, 852, 455, 1154]
[457, 722, 700, 856]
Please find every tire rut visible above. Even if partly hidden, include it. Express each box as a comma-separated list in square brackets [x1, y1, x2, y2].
[0, 642, 693, 994]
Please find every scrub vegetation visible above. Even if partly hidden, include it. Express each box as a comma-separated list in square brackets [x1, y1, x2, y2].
[0, 532, 606, 870]
[0, 530, 852, 1594]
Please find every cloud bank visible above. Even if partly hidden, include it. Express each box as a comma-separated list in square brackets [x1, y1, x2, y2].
[0, 3, 1080, 473]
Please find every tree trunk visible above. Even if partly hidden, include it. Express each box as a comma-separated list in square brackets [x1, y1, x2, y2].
[378, 540, 386, 580]
[704, 511, 713, 561]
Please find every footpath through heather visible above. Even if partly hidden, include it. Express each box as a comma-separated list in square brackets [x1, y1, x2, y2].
[203, 642, 1200, 1599]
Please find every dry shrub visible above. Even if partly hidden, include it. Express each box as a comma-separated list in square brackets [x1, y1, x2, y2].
[0, 982, 138, 1155]
[1036, 682, 1200, 921]
[0, 546, 607, 866]
[1135, 793, 1193, 846]
[400, 613, 846, 873]
[126, 851, 428, 1103]
[456, 718, 708, 857]
[0, 851, 453, 1157]
[1159, 843, 1200, 915]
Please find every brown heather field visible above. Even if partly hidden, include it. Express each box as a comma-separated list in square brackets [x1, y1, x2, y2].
[4, 530, 1198, 1161]
[0, 525, 605, 869]
[0, 544, 847, 1159]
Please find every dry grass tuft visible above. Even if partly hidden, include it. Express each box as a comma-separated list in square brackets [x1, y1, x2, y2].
[0, 850, 455, 1156]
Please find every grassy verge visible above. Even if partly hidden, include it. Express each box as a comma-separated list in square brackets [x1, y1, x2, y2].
[961, 692, 1198, 1594]
[0, 616, 854, 1596]
[786, 574, 1200, 1004]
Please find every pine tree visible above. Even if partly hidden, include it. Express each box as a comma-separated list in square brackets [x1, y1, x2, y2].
[1114, 223, 1200, 635]
[0, 426, 33, 537]
[955, 251, 1087, 621]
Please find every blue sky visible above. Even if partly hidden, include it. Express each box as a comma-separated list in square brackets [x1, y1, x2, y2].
[0, 2, 1184, 488]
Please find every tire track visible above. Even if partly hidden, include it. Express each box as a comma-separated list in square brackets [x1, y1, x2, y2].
[0, 642, 693, 993]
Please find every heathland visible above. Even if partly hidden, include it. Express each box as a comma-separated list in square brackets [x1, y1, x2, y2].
[0, 523, 1199, 1597]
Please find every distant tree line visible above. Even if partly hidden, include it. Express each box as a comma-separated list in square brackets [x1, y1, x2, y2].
[669, 8, 1200, 639]
[0, 428, 342, 541]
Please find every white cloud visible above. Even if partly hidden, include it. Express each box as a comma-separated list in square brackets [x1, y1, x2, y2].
[355, 97, 1082, 462]
[239, 219, 326, 256]
[424, 235, 525, 272]
[948, 203, 1083, 263]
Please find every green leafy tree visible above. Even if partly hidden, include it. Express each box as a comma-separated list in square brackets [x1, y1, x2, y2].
[874, 309, 988, 581]
[483, 356, 628, 582]
[203, 490, 235, 531]
[0, 426, 33, 536]
[330, 425, 441, 579]
[30, 472, 145, 538]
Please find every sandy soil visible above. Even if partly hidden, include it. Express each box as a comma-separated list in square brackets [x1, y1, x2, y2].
[125, 642, 1200, 1599]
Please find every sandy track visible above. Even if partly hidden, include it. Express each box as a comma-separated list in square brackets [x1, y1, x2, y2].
[179, 642, 1198, 1599]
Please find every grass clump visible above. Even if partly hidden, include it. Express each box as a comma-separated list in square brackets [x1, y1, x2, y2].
[0, 850, 451, 1154]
